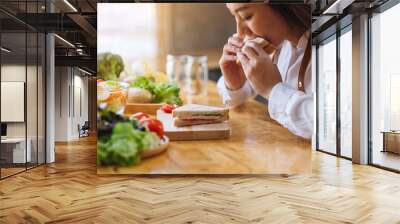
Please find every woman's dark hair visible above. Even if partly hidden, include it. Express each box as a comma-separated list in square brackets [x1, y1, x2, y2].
[269, 4, 311, 92]
[269, 4, 311, 33]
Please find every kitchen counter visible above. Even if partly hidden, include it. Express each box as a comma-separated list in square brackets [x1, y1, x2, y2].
[97, 82, 311, 175]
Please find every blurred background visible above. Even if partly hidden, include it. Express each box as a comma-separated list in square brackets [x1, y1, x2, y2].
[97, 3, 236, 79]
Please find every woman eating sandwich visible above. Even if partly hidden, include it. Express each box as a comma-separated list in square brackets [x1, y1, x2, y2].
[217, 3, 313, 139]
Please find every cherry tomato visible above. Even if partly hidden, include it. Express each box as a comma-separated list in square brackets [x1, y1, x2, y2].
[161, 104, 175, 113]
[141, 118, 164, 138]
[131, 112, 149, 121]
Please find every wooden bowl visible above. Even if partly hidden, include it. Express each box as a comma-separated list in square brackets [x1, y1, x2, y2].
[140, 136, 169, 159]
[124, 103, 163, 115]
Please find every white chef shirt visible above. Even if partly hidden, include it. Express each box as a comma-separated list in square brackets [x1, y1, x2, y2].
[217, 31, 313, 139]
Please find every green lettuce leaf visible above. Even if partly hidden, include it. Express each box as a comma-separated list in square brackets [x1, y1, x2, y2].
[97, 122, 145, 166]
[131, 76, 183, 105]
[131, 76, 156, 94]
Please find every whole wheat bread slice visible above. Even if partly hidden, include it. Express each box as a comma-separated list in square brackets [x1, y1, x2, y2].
[172, 104, 229, 118]
[173, 116, 228, 127]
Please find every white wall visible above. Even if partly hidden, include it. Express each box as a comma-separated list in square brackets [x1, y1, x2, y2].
[55, 66, 69, 141]
[1, 65, 25, 139]
[54, 67, 89, 141]
[71, 73, 89, 139]
[1, 65, 35, 138]
[1, 64, 46, 164]
[75, 74, 89, 122]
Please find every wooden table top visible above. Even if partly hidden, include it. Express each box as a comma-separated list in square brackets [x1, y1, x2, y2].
[97, 82, 311, 175]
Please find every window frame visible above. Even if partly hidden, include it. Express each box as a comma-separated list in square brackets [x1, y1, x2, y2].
[315, 23, 353, 161]
[367, 0, 400, 173]
[0, 0, 47, 180]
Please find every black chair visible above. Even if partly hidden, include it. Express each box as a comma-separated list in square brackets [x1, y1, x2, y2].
[78, 121, 90, 138]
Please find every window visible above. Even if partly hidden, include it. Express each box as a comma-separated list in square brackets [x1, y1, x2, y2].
[370, 2, 400, 171]
[316, 24, 353, 159]
[339, 28, 352, 158]
[0, 1, 46, 179]
[317, 36, 337, 154]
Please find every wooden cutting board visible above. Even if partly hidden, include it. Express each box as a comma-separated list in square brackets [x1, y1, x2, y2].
[125, 103, 163, 115]
[156, 110, 231, 141]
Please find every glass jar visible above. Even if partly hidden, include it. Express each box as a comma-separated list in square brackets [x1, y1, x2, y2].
[97, 80, 129, 115]
[185, 55, 208, 96]
[166, 54, 188, 87]
[166, 54, 208, 96]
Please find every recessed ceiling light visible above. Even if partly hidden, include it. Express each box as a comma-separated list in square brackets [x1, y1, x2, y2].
[54, 34, 75, 48]
[1, 47, 11, 53]
[78, 67, 92, 76]
[63, 0, 78, 12]
[323, 0, 354, 15]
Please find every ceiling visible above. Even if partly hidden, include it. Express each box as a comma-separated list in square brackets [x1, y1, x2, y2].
[0, 0, 98, 73]
[311, 0, 391, 44]
[1, 0, 394, 72]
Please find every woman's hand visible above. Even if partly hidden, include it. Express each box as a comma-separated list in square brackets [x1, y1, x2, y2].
[219, 34, 246, 90]
[237, 40, 282, 98]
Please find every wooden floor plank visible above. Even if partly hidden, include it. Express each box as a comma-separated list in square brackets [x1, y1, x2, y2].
[0, 136, 399, 223]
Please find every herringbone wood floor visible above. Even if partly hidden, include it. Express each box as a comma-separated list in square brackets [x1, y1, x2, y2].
[1, 136, 400, 224]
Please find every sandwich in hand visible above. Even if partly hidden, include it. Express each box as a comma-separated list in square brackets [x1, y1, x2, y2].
[172, 104, 229, 127]
[236, 37, 276, 64]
